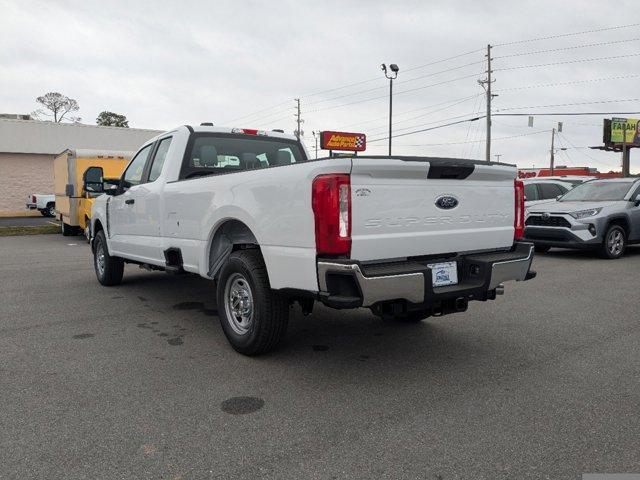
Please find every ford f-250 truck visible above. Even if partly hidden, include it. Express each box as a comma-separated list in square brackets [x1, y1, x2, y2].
[90, 125, 536, 355]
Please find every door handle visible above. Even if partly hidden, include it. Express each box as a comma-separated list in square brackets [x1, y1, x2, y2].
[125, 199, 135, 205]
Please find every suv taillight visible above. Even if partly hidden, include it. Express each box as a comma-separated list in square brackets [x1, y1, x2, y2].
[312, 174, 351, 256]
[31, 195, 36, 203]
[514, 179, 525, 240]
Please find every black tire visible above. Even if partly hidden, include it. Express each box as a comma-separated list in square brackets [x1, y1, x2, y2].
[46, 203, 56, 217]
[599, 225, 626, 259]
[93, 230, 124, 286]
[40, 210, 48, 216]
[216, 249, 289, 355]
[534, 245, 551, 254]
[61, 222, 76, 236]
[83, 218, 91, 243]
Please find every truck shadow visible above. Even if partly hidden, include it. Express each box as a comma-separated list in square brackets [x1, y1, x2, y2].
[116, 269, 504, 376]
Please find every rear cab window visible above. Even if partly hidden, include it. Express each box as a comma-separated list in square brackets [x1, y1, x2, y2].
[179, 133, 307, 180]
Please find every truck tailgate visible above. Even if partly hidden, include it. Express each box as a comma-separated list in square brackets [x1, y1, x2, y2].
[350, 158, 516, 261]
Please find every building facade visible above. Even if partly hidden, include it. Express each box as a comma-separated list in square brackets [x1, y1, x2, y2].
[0, 118, 162, 215]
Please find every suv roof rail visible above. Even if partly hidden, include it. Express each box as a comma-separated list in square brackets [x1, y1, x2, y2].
[272, 129, 284, 133]
[200, 122, 214, 126]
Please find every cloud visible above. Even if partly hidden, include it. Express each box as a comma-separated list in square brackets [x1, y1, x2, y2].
[1, 0, 638, 171]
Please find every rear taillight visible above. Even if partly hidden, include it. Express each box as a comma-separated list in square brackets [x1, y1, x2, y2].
[514, 179, 525, 240]
[31, 195, 36, 203]
[312, 174, 351, 256]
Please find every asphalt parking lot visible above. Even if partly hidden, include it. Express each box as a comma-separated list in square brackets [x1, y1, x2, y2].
[1, 234, 639, 479]
[0, 216, 59, 227]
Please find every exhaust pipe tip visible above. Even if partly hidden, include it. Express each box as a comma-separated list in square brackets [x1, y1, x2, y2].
[495, 283, 505, 295]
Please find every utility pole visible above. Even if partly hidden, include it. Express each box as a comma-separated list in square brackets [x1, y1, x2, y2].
[478, 44, 494, 162]
[312, 131, 319, 159]
[494, 154, 501, 162]
[381, 63, 399, 156]
[550, 127, 556, 175]
[294, 98, 303, 140]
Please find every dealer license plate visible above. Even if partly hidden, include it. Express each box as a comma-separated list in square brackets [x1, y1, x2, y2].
[427, 261, 458, 287]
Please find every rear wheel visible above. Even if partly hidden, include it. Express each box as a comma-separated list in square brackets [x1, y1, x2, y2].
[534, 245, 551, 254]
[216, 249, 289, 355]
[93, 230, 124, 285]
[599, 225, 626, 259]
[46, 203, 56, 217]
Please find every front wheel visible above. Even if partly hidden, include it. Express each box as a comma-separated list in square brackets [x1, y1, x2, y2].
[216, 249, 289, 355]
[93, 230, 124, 285]
[599, 225, 626, 259]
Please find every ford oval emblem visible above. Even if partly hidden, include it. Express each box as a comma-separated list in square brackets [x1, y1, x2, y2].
[435, 195, 459, 210]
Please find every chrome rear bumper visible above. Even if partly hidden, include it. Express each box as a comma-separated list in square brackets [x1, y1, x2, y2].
[317, 242, 535, 309]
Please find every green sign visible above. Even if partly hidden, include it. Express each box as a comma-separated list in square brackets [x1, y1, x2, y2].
[611, 117, 640, 144]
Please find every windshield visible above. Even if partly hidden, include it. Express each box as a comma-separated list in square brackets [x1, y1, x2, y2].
[180, 133, 307, 180]
[559, 180, 634, 202]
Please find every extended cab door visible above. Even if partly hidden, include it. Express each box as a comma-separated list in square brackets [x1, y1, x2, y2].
[109, 138, 174, 264]
[109, 143, 154, 260]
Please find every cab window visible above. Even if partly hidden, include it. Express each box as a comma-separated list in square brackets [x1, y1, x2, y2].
[524, 184, 539, 201]
[148, 137, 172, 182]
[180, 133, 307, 180]
[122, 144, 152, 188]
[539, 183, 564, 200]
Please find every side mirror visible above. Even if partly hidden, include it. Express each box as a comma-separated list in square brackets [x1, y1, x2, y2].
[83, 166, 104, 194]
[634, 193, 640, 207]
[104, 181, 119, 196]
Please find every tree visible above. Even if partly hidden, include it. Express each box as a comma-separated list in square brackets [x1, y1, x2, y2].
[96, 111, 129, 128]
[33, 92, 80, 122]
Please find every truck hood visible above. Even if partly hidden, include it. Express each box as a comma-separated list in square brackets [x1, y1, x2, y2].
[528, 200, 618, 214]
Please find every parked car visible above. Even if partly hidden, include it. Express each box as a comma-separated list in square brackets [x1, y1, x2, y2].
[523, 178, 573, 207]
[89, 125, 536, 355]
[524, 178, 640, 258]
[54, 149, 131, 237]
[541, 175, 596, 187]
[25, 193, 55, 217]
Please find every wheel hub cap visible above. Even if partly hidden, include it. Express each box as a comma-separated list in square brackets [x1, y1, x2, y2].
[608, 231, 623, 255]
[224, 274, 254, 335]
[96, 245, 106, 276]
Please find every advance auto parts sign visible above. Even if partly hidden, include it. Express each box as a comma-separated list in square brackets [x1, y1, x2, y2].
[611, 117, 640, 145]
[320, 131, 366, 152]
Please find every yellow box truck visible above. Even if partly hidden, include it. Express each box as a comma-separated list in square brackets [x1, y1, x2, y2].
[54, 149, 131, 238]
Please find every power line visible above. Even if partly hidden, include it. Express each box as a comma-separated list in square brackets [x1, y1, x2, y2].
[557, 131, 614, 168]
[378, 129, 549, 147]
[494, 111, 640, 117]
[306, 72, 481, 114]
[364, 94, 481, 135]
[494, 22, 640, 47]
[494, 74, 640, 92]
[495, 98, 640, 112]
[368, 116, 483, 143]
[304, 60, 484, 107]
[494, 37, 640, 58]
[298, 48, 483, 99]
[495, 53, 640, 71]
[333, 94, 480, 130]
[226, 100, 292, 123]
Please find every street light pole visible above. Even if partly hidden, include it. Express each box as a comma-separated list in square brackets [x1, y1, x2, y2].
[382, 63, 399, 156]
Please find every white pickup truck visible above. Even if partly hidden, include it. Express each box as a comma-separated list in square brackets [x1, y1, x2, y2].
[90, 125, 536, 355]
[26, 193, 56, 217]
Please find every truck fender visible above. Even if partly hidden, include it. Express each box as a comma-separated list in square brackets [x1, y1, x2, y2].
[207, 220, 258, 279]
